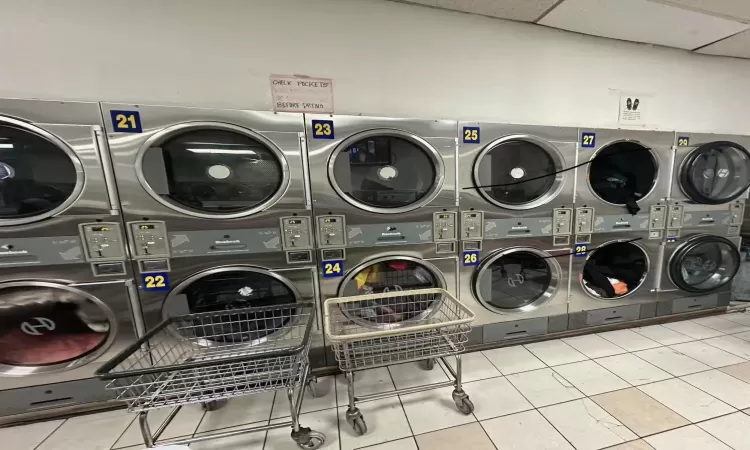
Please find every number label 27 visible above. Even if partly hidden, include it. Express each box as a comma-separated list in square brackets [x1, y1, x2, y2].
[110, 110, 142, 133]
[141, 272, 169, 291]
[581, 133, 596, 148]
[322, 260, 343, 277]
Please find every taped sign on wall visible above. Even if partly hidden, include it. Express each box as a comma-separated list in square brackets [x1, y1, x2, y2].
[270, 75, 334, 113]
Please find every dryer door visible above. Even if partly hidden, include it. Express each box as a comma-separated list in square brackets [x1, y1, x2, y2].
[329, 130, 444, 213]
[679, 142, 750, 204]
[0, 282, 115, 375]
[473, 137, 565, 210]
[162, 267, 301, 345]
[669, 235, 740, 293]
[137, 123, 290, 219]
[582, 240, 650, 299]
[473, 248, 560, 313]
[0, 117, 84, 226]
[337, 256, 445, 328]
[588, 142, 658, 214]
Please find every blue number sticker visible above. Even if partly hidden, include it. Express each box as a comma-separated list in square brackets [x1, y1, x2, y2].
[110, 110, 142, 133]
[141, 272, 169, 291]
[581, 132, 596, 148]
[322, 260, 344, 278]
[667, 237, 678, 243]
[574, 244, 588, 258]
[463, 127, 480, 144]
[677, 136, 690, 147]
[462, 251, 480, 266]
[312, 120, 334, 139]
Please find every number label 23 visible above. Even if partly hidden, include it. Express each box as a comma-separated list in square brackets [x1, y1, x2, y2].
[312, 120, 334, 139]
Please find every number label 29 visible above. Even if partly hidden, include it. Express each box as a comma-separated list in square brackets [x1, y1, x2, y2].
[322, 260, 343, 277]
[141, 272, 169, 291]
[312, 120, 334, 139]
[110, 110, 142, 133]
[677, 137, 690, 147]
[462, 251, 480, 266]
[463, 127, 480, 143]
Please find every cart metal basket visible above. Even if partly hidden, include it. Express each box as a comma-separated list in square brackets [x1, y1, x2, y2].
[96, 302, 325, 449]
[324, 288, 475, 435]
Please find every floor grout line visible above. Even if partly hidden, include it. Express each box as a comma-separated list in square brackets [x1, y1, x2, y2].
[32, 418, 68, 450]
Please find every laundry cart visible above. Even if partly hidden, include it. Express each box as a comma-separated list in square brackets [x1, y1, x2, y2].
[96, 303, 325, 449]
[324, 288, 475, 435]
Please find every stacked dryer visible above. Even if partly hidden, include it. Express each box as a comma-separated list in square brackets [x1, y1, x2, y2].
[569, 129, 673, 328]
[307, 115, 459, 352]
[656, 133, 750, 315]
[457, 123, 577, 344]
[99, 104, 325, 366]
[0, 99, 137, 419]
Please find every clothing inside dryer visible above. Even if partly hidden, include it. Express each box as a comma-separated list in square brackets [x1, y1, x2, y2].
[339, 259, 441, 325]
[331, 136, 437, 209]
[672, 238, 739, 292]
[0, 287, 109, 366]
[0, 126, 78, 219]
[141, 129, 283, 214]
[173, 270, 297, 343]
[582, 241, 648, 299]
[475, 251, 553, 310]
[475, 140, 557, 206]
[681, 143, 750, 203]
[589, 142, 657, 214]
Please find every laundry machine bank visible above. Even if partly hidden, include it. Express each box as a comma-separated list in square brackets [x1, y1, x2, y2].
[457, 123, 577, 244]
[0, 99, 137, 418]
[100, 104, 324, 361]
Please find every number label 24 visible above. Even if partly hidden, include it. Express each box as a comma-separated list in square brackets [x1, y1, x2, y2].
[322, 260, 343, 278]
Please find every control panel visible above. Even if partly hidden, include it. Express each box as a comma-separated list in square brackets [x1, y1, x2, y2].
[553, 208, 573, 235]
[667, 205, 684, 229]
[730, 203, 744, 226]
[461, 212, 483, 239]
[129, 221, 170, 258]
[648, 205, 666, 230]
[280, 217, 312, 250]
[575, 207, 594, 234]
[78, 222, 126, 262]
[433, 212, 457, 242]
[317, 215, 346, 247]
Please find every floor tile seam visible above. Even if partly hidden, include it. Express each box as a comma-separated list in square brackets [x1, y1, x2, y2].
[632, 344, 737, 372]
[352, 436, 417, 450]
[587, 388, 692, 437]
[479, 348, 550, 376]
[562, 335, 630, 358]
[523, 340, 592, 366]
[635, 378, 740, 422]
[334, 375, 343, 450]
[630, 325, 695, 344]
[469, 370, 538, 423]
[629, 345, 711, 377]
[389, 365, 418, 439]
[699, 337, 750, 361]
[33, 418, 69, 450]
[533, 404, 581, 450]
[595, 331, 662, 352]
[628, 409, 748, 447]
[584, 355, 639, 392]
[691, 318, 750, 335]
[677, 373, 750, 411]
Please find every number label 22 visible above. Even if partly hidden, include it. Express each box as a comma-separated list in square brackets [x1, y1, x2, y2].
[141, 272, 169, 291]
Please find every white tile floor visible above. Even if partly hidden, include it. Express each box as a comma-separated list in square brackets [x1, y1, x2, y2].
[7, 312, 750, 450]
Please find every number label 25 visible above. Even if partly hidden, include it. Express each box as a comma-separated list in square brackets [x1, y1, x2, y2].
[312, 120, 334, 139]
[462, 251, 480, 266]
[463, 127, 480, 143]
[322, 260, 343, 278]
[110, 110, 142, 133]
[141, 272, 169, 291]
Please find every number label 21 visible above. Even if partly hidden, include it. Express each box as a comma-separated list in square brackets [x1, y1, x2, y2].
[110, 110, 142, 133]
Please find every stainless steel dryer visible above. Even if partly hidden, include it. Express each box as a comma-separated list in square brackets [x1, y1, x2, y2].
[0, 99, 136, 419]
[568, 231, 660, 329]
[656, 234, 740, 316]
[458, 237, 570, 345]
[575, 129, 672, 234]
[306, 115, 458, 249]
[458, 123, 577, 244]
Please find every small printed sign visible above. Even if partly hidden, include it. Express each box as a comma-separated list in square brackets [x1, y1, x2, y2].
[270, 75, 334, 113]
[677, 136, 690, 147]
[462, 251, 480, 266]
[311, 120, 334, 139]
[141, 272, 169, 291]
[581, 133, 596, 148]
[574, 244, 588, 258]
[322, 260, 344, 278]
[463, 127, 480, 144]
[618, 92, 649, 127]
[110, 110, 142, 133]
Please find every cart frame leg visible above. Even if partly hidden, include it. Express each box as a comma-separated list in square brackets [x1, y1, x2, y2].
[346, 371, 356, 411]
[138, 411, 154, 448]
[454, 354, 464, 393]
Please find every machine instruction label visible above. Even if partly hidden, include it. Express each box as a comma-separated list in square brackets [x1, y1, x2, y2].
[270, 75, 334, 113]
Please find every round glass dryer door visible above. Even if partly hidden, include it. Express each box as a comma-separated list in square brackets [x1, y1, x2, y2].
[338, 257, 444, 327]
[0, 282, 114, 373]
[329, 130, 444, 213]
[138, 124, 289, 219]
[474, 137, 564, 210]
[588, 142, 657, 211]
[473, 248, 560, 312]
[679, 142, 750, 204]
[0, 119, 83, 225]
[582, 241, 649, 299]
[669, 235, 740, 293]
[162, 267, 300, 345]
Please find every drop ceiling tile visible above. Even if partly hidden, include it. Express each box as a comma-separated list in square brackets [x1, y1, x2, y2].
[696, 29, 750, 58]
[396, 0, 560, 22]
[539, 0, 750, 50]
[653, 0, 750, 23]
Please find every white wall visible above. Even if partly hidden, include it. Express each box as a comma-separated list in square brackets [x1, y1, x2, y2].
[1, 0, 749, 133]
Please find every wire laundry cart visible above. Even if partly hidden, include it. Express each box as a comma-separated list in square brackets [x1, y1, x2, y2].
[324, 288, 475, 435]
[96, 302, 325, 449]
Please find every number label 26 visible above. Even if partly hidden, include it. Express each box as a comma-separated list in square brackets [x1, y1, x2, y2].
[462, 251, 480, 266]
[141, 272, 169, 291]
[322, 260, 343, 278]
[110, 110, 142, 133]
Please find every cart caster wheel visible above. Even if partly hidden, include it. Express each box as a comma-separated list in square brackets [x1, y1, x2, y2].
[346, 408, 367, 435]
[295, 430, 326, 449]
[201, 399, 227, 411]
[455, 397, 474, 415]
[423, 358, 435, 371]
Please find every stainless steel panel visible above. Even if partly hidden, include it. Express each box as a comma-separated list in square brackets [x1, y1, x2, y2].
[483, 317, 548, 343]
[585, 304, 640, 326]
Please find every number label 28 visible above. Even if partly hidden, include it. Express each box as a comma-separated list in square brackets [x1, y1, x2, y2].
[574, 244, 588, 257]
[110, 110, 142, 133]
[463, 127, 480, 143]
[312, 120, 334, 139]
[322, 260, 343, 277]
[141, 272, 169, 291]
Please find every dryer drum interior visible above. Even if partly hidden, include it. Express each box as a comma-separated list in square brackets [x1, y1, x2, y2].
[473, 248, 559, 312]
[582, 241, 648, 299]
[338, 257, 444, 328]
[139, 126, 287, 215]
[669, 236, 740, 293]
[588, 142, 657, 213]
[0, 284, 112, 368]
[329, 131, 442, 212]
[473, 138, 564, 209]
[0, 120, 81, 221]
[163, 268, 300, 344]
[679, 142, 750, 204]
